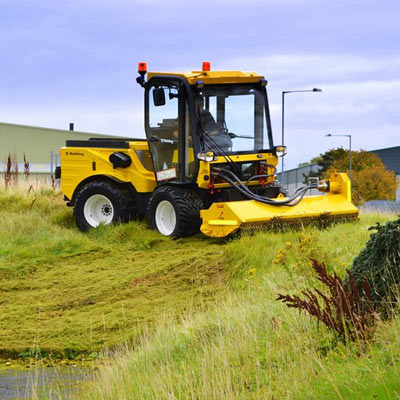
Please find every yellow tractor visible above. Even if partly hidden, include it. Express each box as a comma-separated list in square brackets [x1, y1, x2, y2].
[58, 62, 358, 238]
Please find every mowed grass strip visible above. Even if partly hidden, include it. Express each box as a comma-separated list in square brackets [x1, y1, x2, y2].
[0, 189, 227, 357]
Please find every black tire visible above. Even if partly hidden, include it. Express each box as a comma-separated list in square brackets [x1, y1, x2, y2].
[74, 180, 136, 231]
[148, 186, 203, 238]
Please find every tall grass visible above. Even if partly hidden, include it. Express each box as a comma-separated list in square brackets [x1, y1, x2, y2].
[78, 214, 400, 399]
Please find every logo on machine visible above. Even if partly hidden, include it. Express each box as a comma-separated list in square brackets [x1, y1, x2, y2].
[66, 152, 84, 156]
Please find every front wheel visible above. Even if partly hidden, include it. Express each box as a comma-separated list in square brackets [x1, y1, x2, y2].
[148, 186, 202, 238]
[74, 180, 135, 231]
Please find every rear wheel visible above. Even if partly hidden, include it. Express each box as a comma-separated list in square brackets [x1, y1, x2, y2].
[74, 180, 135, 231]
[148, 186, 202, 238]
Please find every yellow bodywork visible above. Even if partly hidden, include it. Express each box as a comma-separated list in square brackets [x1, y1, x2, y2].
[61, 142, 277, 203]
[60, 141, 156, 201]
[61, 140, 358, 238]
[147, 70, 263, 85]
[200, 173, 359, 238]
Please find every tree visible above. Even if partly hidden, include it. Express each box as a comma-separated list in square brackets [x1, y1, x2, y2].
[313, 148, 349, 175]
[324, 150, 397, 205]
[302, 147, 348, 182]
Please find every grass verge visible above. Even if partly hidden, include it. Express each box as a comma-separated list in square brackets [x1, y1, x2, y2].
[2, 187, 399, 398]
[78, 214, 400, 399]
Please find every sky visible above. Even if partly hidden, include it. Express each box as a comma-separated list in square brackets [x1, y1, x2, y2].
[0, 0, 399, 168]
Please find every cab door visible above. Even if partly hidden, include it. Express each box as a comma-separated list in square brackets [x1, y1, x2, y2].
[145, 77, 196, 184]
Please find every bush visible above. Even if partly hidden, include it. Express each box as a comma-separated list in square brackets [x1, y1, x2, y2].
[349, 217, 400, 313]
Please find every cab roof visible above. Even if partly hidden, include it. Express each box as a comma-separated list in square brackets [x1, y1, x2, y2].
[147, 70, 265, 85]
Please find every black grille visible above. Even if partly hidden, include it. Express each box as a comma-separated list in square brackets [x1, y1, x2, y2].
[212, 161, 261, 182]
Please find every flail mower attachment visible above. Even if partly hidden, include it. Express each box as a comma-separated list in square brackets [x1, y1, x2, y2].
[200, 173, 359, 238]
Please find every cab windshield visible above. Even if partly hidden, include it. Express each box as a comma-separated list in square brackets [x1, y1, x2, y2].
[195, 84, 273, 154]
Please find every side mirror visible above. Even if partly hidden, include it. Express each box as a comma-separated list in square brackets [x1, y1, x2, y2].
[153, 88, 166, 106]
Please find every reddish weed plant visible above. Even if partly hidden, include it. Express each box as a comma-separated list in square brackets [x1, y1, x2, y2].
[4, 153, 12, 188]
[277, 259, 377, 341]
[3, 153, 19, 188]
[23, 153, 30, 180]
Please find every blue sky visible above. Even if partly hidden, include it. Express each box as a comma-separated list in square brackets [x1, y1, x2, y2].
[1, 0, 399, 168]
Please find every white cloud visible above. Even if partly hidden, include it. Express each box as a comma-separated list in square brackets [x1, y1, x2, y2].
[221, 53, 400, 84]
[219, 53, 400, 167]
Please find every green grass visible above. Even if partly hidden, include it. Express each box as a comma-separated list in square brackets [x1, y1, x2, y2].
[2, 187, 400, 398]
[77, 214, 400, 400]
[0, 188, 227, 359]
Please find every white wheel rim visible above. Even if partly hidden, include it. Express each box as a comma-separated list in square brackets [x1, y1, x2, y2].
[84, 194, 114, 227]
[155, 200, 176, 236]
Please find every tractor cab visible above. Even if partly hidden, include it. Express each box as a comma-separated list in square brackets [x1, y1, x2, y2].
[140, 62, 277, 186]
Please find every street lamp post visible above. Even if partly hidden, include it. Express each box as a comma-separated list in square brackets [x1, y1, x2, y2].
[325, 134, 352, 181]
[281, 88, 322, 185]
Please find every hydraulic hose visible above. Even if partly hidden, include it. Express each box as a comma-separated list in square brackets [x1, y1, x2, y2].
[233, 168, 315, 206]
[219, 171, 313, 207]
[212, 167, 317, 207]
[245, 164, 277, 186]
[199, 124, 316, 206]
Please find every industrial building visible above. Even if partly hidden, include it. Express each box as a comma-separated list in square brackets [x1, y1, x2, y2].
[371, 146, 400, 177]
[0, 122, 119, 176]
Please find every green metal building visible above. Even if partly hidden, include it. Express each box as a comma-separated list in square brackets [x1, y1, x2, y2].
[0, 121, 117, 176]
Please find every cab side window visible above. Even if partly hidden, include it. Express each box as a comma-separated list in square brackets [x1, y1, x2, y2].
[148, 85, 180, 177]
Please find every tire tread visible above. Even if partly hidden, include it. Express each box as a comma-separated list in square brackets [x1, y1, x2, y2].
[148, 186, 203, 238]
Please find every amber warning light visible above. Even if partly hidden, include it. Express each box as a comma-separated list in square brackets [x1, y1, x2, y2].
[136, 62, 147, 87]
[138, 62, 147, 74]
[202, 62, 211, 72]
